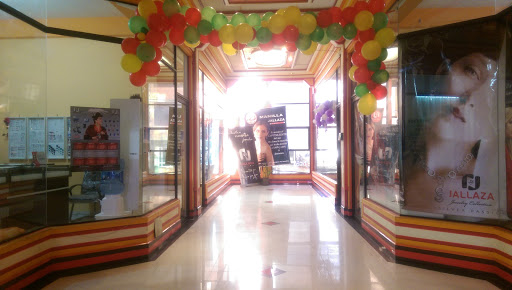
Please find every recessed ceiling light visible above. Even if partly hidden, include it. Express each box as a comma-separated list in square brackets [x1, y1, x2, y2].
[251, 50, 287, 67]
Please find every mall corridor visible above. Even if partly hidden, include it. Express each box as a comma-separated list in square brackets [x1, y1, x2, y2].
[44, 185, 497, 290]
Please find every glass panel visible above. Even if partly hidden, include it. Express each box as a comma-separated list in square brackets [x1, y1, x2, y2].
[285, 104, 309, 127]
[177, 102, 187, 216]
[287, 128, 309, 150]
[148, 104, 170, 127]
[148, 82, 175, 104]
[149, 129, 168, 151]
[272, 150, 310, 174]
[315, 73, 337, 181]
[316, 127, 337, 150]
[148, 151, 173, 173]
[268, 81, 309, 104]
[177, 48, 186, 96]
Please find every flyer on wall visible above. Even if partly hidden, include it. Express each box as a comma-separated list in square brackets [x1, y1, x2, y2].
[245, 106, 290, 167]
[70, 106, 120, 172]
[401, 19, 503, 218]
[228, 126, 261, 185]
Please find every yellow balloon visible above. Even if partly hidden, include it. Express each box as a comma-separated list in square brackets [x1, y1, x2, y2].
[235, 23, 254, 44]
[298, 14, 317, 35]
[138, 0, 157, 19]
[349, 66, 358, 82]
[361, 40, 381, 60]
[137, 32, 146, 41]
[284, 6, 301, 26]
[276, 8, 286, 15]
[354, 11, 374, 31]
[375, 28, 396, 48]
[218, 24, 236, 44]
[358, 93, 377, 115]
[222, 43, 237, 56]
[185, 40, 200, 48]
[261, 20, 269, 28]
[121, 54, 143, 73]
[301, 41, 318, 55]
[268, 14, 287, 34]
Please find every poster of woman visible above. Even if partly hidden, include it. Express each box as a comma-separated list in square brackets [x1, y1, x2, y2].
[401, 19, 504, 218]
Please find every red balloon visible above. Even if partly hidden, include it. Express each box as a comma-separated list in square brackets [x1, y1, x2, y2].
[272, 33, 286, 46]
[351, 51, 368, 66]
[252, 28, 257, 40]
[283, 25, 299, 43]
[366, 80, 378, 90]
[135, 8, 139, 16]
[358, 29, 375, 43]
[154, 1, 164, 15]
[372, 84, 387, 100]
[285, 42, 297, 52]
[208, 30, 222, 47]
[259, 41, 274, 51]
[329, 7, 343, 24]
[354, 66, 371, 83]
[380, 62, 386, 70]
[141, 61, 161, 76]
[368, 0, 386, 14]
[146, 30, 167, 47]
[354, 1, 369, 12]
[342, 7, 357, 23]
[121, 38, 140, 54]
[317, 10, 332, 28]
[130, 71, 147, 87]
[170, 13, 186, 31]
[148, 13, 167, 32]
[185, 7, 201, 27]
[200, 34, 209, 43]
[154, 47, 162, 61]
[354, 41, 363, 52]
[169, 28, 185, 45]
[232, 41, 247, 50]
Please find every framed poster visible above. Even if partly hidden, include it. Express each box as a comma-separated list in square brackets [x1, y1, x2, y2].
[8, 118, 27, 159]
[70, 106, 120, 172]
[47, 117, 65, 159]
[28, 118, 46, 159]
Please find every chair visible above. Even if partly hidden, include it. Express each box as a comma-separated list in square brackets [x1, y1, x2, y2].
[68, 171, 104, 221]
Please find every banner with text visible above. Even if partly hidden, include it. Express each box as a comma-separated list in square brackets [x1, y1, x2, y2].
[228, 126, 261, 185]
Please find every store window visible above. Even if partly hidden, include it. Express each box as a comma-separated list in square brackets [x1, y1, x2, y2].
[203, 75, 224, 181]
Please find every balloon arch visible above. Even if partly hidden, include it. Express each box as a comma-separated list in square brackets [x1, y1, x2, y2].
[121, 0, 396, 119]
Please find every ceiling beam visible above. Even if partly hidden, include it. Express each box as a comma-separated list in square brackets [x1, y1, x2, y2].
[398, 0, 422, 23]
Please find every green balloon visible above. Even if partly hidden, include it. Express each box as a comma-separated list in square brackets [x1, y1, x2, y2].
[184, 26, 200, 44]
[262, 12, 274, 22]
[162, 0, 181, 17]
[247, 13, 261, 27]
[136, 43, 156, 62]
[197, 20, 213, 35]
[343, 23, 357, 40]
[247, 38, 260, 47]
[367, 59, 382, 72]
[372, 70, 390, 84]
[230, 12, 247, 26]
[378, 48, 388, 62]
[310, 27, 324, 42]
[212, 13, 228, 30]
[373, 12, 388, 32]
[256, 27, 272, 44]
[326, 23, 343, 40]
[319, 29, 330, 45]
[355, 84, 369, 97]
[128, 16, 148, 34]
[201, 6, 216, 22]
[180, 5, 190, 15]
[296, 34, 312, 51]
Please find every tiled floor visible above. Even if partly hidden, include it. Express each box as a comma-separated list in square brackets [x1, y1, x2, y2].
[45, 185, 497, 289]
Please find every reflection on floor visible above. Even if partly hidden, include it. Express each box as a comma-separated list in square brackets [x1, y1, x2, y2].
[46, 185, 497, 289]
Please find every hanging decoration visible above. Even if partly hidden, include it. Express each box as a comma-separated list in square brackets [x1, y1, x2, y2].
[313, 100, 336, 127]
[121, 0, 395, 117]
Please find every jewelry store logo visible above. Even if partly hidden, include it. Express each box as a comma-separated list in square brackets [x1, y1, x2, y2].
[462, 174, 480, 190]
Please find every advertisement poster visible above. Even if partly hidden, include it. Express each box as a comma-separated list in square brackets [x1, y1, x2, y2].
[166, 105, 184, 165]
[370, 125, 399, 185]
[47, 117, 65, 159]
[70, 106, 120, 171]
[8, 118, 27, 159]
[228, 126, 261, 185]
[245, 106, 290, 166]
[401, 19, 502, 218]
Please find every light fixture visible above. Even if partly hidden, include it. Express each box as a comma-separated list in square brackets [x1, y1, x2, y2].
[251, 49, 287, 67]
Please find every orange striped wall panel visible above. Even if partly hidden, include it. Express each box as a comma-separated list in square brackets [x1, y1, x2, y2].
[312, 171, 337, 201]
[0, 199, 181, 289]
[205, 173, 231, 204]
[362, 198, 512, 287]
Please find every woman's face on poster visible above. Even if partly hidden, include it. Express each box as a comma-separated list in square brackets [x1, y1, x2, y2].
[95, 117, 103, 126]
[253, 125, 268, 139]
[506, 116, 512, 139]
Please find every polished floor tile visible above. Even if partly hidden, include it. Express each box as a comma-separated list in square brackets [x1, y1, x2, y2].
[45, 185, 498, 290]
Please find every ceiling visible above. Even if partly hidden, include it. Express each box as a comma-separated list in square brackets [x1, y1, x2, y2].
[1, 0, 510, 82]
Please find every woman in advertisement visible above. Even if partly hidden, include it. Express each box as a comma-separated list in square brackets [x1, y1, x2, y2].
[506, 107, 512, 217]
[84, 112, 108, 141]
[253, 120, 274, 166]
